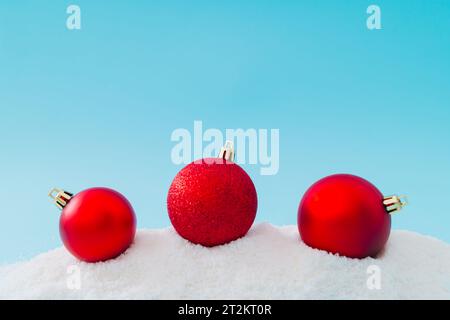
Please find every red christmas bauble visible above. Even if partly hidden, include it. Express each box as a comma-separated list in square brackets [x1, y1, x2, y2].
[167, 158, 258, 246]
[298, 174, 404, 259]
[52, 187, 136, 262]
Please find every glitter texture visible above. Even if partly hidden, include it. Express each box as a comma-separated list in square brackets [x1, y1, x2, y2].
[167, 158, 257, 246]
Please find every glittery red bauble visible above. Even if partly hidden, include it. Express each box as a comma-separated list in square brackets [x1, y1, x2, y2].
[167, 158, 258, 246]
[59, 187, 136, 262]
[298, 174, 391, 259]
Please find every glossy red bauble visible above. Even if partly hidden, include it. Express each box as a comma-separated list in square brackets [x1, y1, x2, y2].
[298, 174, 391, 259]
[59, 187, 136, 262]
[167, 158, 258, 247]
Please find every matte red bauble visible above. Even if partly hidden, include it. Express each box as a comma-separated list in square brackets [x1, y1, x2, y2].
[298, 174, 406, 259]
[167, 142, 258, 246]
[49, 187, 136, 262]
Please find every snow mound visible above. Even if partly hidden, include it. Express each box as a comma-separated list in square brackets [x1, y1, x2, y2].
[1, 224, 449, 299]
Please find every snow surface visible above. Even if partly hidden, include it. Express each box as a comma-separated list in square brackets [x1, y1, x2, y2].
[1, 223, 449, 299]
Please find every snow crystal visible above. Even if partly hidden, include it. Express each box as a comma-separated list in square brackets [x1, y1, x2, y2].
[1, 223, 449, 299]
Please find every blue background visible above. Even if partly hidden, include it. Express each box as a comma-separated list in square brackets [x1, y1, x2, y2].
[0, 1, 449, 263]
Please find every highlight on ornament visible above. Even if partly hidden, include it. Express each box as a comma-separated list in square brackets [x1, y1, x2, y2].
[167, 141, 258, 247]
[297, 174, 407, 259]
[48, 187, 136, 263]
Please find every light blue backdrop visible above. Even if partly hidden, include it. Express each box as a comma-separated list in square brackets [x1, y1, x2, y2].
[1, 1, 449, 263]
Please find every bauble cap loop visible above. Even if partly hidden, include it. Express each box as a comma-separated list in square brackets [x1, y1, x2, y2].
[383, 195, 408, 214]
[219, 140, 235, 162]
[48, 188, 73, 210]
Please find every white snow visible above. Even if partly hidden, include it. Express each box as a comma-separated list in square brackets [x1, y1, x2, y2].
[1, 223, 449, 299]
